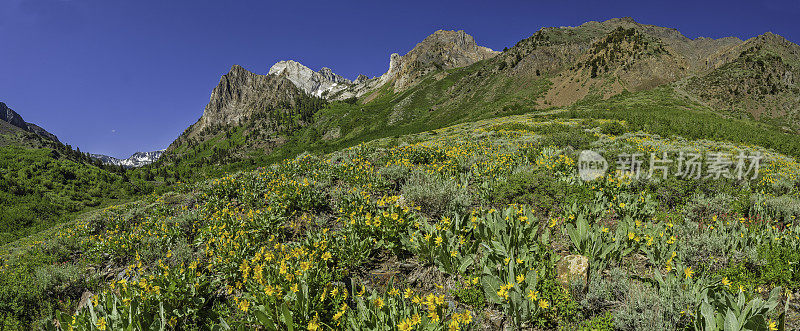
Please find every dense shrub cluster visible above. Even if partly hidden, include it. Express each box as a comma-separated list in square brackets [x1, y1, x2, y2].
[0, 146, 146, 244]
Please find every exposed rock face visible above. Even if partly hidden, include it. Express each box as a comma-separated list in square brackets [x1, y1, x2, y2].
[353, 74, 369, 85]
[191, 65, 307, 136]
[268, 60, 352, 97]
[266, 30, 499, 101]
[555, 255, 589, 290]
[75, 291, 94, 314]
[0, 101, 59, 142]
[378, 30, 499, 90]
[90, 150, 165, 168]
[26, 124, 59, 142]
[163, 64, 323, 158]
[0, 102, 27, 128]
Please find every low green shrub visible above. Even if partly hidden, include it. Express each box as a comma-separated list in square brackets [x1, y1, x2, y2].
[577, 311, 614, 331]
[489, 168, 592, 217]
[449, 282, 486, 308]
[613, 279, 693, 330]
[400, 170, 471, 217]
[378, 164, 411, 190]
[683, 193, 735, 221]
[600, 121, 626, 135]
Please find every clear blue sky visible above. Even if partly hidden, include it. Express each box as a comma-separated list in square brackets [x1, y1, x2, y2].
[1, 0, 798, 158]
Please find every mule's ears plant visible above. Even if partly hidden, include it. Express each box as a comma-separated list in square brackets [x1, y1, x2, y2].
[47, 292, 168, 331]
[693, 284, 783, 331]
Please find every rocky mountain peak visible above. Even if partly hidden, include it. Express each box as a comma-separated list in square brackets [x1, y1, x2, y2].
[750, 32, 800, 53]
[378, 29, 499, 90]
[268, 60, 352, 97]
[0, 102, 27, 128]
[409, 30, 498, 67]
[317, 67, 350, 84]
[257, 30, 499, 99]
[187, 64, 305, 138]
[353, 74, 370, 84]
[605, 17, 638, 25]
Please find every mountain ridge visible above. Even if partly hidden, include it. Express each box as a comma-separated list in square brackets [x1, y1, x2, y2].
[160, 29, 499, 166]
[0, 101, 60, 143]
[90, 150, 165, 168]
[158, 18, 800, 174]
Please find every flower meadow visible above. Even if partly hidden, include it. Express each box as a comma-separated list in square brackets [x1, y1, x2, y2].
[3, 115, 800, 330]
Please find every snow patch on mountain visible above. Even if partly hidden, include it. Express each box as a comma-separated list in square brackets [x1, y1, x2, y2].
[91, 150, 165, 168]
[268, 60, 353, 98]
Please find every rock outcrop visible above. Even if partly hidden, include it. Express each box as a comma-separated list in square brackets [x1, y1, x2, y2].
[264, 30, 499, 101]
[353, 74, 370, 85]
[555, 255, 589, 290]
[377, 30, 499, 90]
[0, 102, 59, 142]
[268, 60, 352, 98]
[163, 64, 324, 157]
[190, 65, 308, 137]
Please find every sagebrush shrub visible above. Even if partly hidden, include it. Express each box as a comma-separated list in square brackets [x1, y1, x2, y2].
[400, 170, 471, 217]
[683, 193, 735, 221]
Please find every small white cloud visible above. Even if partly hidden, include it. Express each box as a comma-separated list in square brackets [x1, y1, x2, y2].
[111, 129, 117, 133]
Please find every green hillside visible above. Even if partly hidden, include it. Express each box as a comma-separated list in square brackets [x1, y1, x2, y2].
[0, 117, 157, 245]
[3, 18, 800, 331]
[0, 144, 153, 245]
[4, 107, 800, 329]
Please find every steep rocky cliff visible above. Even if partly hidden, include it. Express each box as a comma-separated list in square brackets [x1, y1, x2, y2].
[0, 102, 59, 142]
[184, 65, 309, 139]
[378, 29, 500, 91]
[163, 64, 326, 162]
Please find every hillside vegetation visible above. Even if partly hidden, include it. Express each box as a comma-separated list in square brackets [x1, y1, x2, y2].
[3, 17, 800, 331]
[0, 128, 152, 245]
[3, 112, 800, 330]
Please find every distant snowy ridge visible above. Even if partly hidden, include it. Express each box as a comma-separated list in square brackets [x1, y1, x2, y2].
[90, 150, 165, 168]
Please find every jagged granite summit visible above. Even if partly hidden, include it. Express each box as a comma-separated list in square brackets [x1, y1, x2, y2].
[266, 30, 499, 100]
[163, 20, 800, 165]
[378, 29, 500, 90]
[90, 150, 165, 168]
[0, 101, 59, 142]
[192, 65, 308, 136]
[268, 60, 352, 98]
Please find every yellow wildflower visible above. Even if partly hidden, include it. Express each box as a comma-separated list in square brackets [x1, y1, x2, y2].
[527, 289, 538, 301]
[538, 299, 550, 309]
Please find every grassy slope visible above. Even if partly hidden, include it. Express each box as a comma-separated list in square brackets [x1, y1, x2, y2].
[3, 106, 799, 329]
[155, 49, 800, 184]
[5, 21, 800, 329]
[0, 142, 150, 245]
[556, 86, 800, 157]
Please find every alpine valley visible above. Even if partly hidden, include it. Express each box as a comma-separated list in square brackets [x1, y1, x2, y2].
[2, 17, 800, 331]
